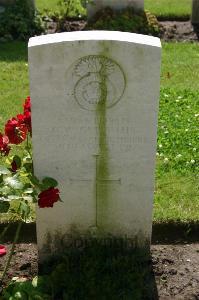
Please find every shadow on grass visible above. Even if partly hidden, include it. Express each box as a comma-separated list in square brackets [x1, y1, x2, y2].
[0, 41, 27, 62]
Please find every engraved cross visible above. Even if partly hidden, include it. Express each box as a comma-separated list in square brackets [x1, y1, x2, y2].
[69, 154, 121, 227]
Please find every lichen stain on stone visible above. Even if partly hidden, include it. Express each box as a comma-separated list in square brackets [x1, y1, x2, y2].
[96, 54, 110, 228]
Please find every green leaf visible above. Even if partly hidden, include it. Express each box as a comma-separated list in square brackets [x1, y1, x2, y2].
[8, 195, 22, 200]
[23, 163, 33, 173]
[0, 166, 11, 175]
[0, 174, 3, 184]
[0, 200, 10, 213]
[5, 176, 24, 190]
[0, 185, 11, 195]
[24, 188, 34, 194]
[19, 201, 30, 218]
[30, 175, 40, 186]
[42, 177, 58, 188]
[23, 196, 33, 201]
[32, 276, 38, 288]
[13, 155, 22, 169]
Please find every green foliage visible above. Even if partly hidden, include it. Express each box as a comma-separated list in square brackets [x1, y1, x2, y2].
[41, 0, 87, 22]
[87, 7, 160, 36]
[0, 0, 45, 40]
[57, 0, 86, 18]
[2, 277, 51, 299]
[36, 0, 88, 15]
[0, 149, 37, 223]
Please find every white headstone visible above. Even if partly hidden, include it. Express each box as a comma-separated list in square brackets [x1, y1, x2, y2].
[87, 0, 144, 19]
[28, 31, 161, 259]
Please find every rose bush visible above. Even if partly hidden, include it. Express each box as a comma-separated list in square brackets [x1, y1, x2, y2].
[0, 96, 61, 284]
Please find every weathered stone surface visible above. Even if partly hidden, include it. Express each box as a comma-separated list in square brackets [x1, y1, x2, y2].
[87, 0, 144, 19]
[28, 31, 161, 259]
[191, 0, 199, 24]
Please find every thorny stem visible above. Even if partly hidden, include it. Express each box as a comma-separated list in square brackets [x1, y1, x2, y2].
[0, 213, 19, 243]
[0, 223, 11, 243]
[26, 133, 32, 157]
[1, 221, 22, 283]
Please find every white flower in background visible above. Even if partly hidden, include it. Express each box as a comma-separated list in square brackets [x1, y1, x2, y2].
[159, 144, 163, 148]
[164, 130, 169, 134]
[164, 94, 169, 98]
[187, 106, 190, 109]
[176, 99, 180, 103]
[195, 113, 199, 117]
[186, 161, 190, 165]
[160, 153, 164, 157]
[193, 148, 197, 152]
[185, 129, 189, 132]
[156, 152, 159, 156]
[25, 63, 28, 66]
[190, 159, 195, 164]
[178, 96, 183, 99]
[176, 154, 182, 159]
[164, 158, 169, 164]
[189, 143, 192, 146]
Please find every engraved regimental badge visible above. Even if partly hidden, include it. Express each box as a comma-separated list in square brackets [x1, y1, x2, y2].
[73, 55, 125, 111]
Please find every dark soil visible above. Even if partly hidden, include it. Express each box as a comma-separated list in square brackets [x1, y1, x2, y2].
[159, 21, 199, 42]
[0, 242, 199, 299]
[46, 20, 199, 42]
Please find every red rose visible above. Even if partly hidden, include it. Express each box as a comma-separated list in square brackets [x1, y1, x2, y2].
[38, 187, 60, 208]
[17, 111, 32, 135]
[23, 96, 31, 113]
[5, 118, 27, 144]
[0, 133, 10, 156]
[0, 245, 6, 256]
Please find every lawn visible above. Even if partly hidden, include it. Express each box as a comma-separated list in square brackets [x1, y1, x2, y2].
[145, 0, 191, 19]
[0, 41, 198, 223]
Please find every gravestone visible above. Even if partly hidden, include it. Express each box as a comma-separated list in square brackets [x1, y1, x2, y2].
[191, 0, 199, 25]
[28, 31, 161, 260]
[87, 0, 144, 19]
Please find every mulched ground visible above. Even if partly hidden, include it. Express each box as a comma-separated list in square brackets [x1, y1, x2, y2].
[0, 243, 199, 299]
[159, 21, 199, 42]
[46, 20, 199, 42]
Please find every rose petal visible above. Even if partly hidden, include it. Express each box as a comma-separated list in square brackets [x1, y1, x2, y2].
[0, 245, 7, 256]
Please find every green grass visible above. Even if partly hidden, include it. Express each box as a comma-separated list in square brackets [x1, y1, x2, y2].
[145, 0, 191, 19]
[0, 41, 198, 223]
[161, 43, 199, 91]
[154, 172, 199, 222]
[0, 42, 29, 129]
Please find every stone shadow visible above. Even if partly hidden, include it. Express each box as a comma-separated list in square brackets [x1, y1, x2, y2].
[192, 24, 199, 39]
[38, 234, 159, 299]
